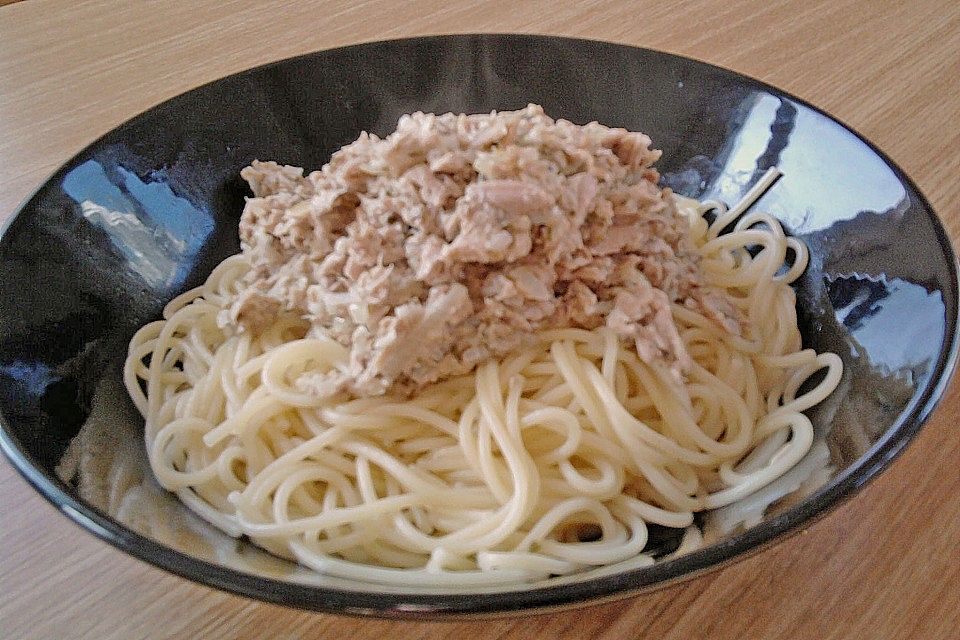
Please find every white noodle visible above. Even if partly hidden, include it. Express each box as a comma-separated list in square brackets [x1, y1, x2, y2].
[124, 171, 842, 586]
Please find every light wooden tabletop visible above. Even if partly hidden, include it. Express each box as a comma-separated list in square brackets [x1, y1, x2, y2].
[2, 1, 959, 638]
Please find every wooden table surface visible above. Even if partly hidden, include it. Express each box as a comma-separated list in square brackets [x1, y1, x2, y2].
[2, 1, 959, 638]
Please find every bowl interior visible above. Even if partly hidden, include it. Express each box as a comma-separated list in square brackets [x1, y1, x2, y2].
[0, 35, 956, 615]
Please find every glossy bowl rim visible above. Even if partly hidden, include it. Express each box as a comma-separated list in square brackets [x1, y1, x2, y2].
[1, 33, 958, 619]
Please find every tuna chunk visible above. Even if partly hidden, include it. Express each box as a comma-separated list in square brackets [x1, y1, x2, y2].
[228, 104, 740, 397]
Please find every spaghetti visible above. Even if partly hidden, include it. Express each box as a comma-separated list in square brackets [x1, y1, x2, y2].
[124, 168, 841, 586]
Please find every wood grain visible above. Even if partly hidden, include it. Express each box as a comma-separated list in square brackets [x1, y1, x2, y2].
[1, 1, 959, 638]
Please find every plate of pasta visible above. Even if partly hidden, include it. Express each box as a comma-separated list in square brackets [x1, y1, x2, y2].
[0, 35, 956, 617]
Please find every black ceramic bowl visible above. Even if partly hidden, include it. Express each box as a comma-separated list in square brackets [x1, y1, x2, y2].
[1, 35, 957, 618]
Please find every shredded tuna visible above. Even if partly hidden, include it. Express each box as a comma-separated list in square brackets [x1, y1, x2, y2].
[225, 104, 740, 397]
